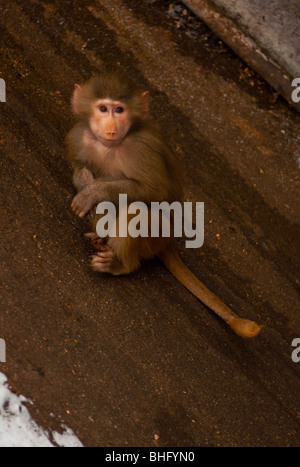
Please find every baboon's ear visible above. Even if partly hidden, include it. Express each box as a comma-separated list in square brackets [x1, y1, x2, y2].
[72, 84, 82, 114]
[141, 91, 149, 113]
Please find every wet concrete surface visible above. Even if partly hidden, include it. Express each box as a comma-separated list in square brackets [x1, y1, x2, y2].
[210, 0, 300, 77]
[182, 0, 300, 113]
[0, 0, 299, 447]
[183, 0, 300, 78]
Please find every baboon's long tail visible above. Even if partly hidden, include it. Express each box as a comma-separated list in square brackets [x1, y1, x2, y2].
[158, 246, 261, 338]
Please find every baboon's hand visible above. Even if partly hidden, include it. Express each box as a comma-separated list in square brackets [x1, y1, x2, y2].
[71, 186, 96, 218]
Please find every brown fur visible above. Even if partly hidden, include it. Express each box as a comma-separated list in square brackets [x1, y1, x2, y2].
[66, 73, 260, 338]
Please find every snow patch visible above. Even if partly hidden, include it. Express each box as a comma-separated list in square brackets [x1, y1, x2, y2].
[0, 372, 83, 447]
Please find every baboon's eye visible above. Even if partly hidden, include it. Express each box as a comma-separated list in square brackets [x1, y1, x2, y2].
[99, 105, 108, 113]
